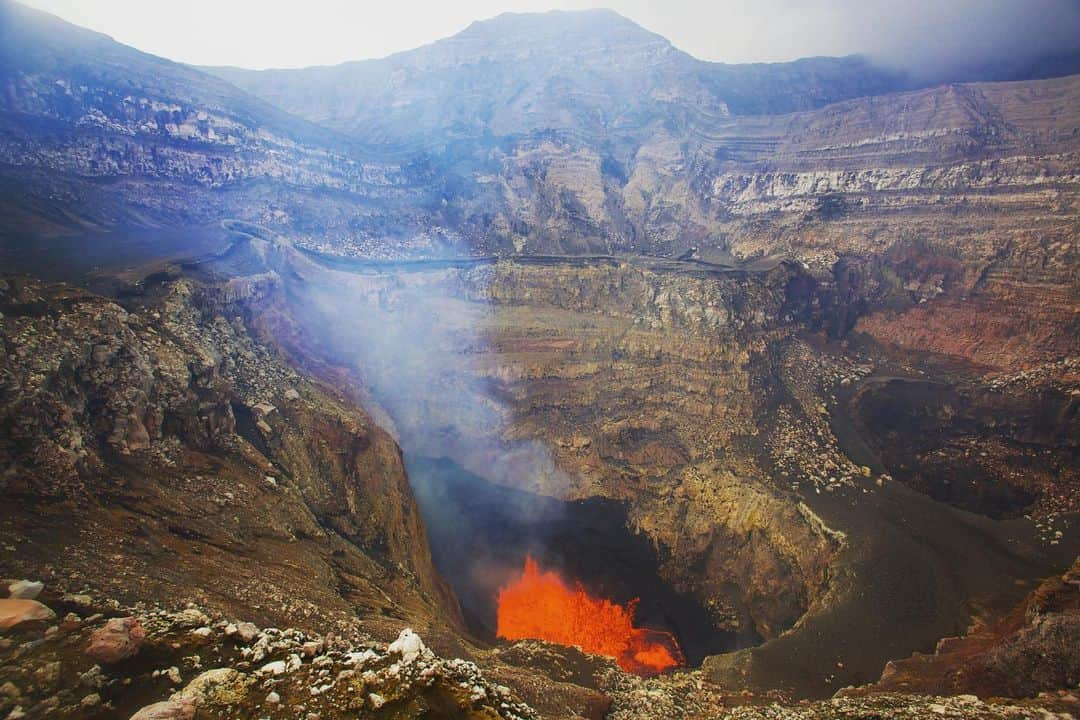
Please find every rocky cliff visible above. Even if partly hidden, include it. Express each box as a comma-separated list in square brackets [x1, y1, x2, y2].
[0, 273, 455, 643]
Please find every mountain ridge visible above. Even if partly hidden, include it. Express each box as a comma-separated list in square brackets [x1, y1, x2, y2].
[202, 5, 1080, 137]
[0, 0, 359, 152]
[203, 8, 907, 144]
[3, 0, 1079, 266]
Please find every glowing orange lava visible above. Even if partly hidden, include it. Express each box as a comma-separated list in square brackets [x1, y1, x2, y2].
[496, 556, 684, 676]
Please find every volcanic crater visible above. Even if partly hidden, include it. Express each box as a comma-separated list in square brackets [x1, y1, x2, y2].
[2, 4, 1079, 717]
[407, 456, 738, 673]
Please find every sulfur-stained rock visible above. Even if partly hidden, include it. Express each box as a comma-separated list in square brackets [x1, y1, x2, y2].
[31, 662, 61, 693]
[174, 608, 208, 628]
[171, 668, 254, 708]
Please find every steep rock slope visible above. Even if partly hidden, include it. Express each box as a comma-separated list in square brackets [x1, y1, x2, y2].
[0, 273, 456, 643]
[207, 24, 1080, 396]
[206, 17, 1080, 396]
[842, 556, 1080, 699]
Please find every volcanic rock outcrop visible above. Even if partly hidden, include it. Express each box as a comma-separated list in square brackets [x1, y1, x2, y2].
[0, 273, 454, 642]
[847, 556, 1080, 700]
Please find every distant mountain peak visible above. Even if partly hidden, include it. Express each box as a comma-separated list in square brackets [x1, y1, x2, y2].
[460, 7, 642, 32]
[447, 7, 670, 55]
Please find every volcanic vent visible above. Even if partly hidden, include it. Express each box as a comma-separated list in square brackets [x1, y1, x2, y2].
[407, 457, 736, 675]
[497, 556, 684, 675]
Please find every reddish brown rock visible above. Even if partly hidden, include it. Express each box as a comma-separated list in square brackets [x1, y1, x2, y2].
[128, 699, 195, 720]
[86, 617, 146, 664]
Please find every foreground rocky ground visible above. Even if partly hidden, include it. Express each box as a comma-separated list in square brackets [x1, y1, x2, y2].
[0, 575, 1077, 720]
[0, 583, 534, 720]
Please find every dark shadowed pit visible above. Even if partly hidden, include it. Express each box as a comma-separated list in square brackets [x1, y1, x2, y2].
[405, 456, 740, 667]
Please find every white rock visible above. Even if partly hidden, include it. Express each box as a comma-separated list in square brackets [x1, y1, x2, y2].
[344, 649, 378, 666]
[258, 661, 286, 676]
[265, 691, 280, 705]
[8, 581, 44, 600]
[388, 628, 426, 664]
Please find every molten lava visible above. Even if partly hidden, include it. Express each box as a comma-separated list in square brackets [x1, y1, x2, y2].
[496, 556, 684, 676]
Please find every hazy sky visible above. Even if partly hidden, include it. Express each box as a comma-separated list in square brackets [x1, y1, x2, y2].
[20, 0, 1080, 71]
